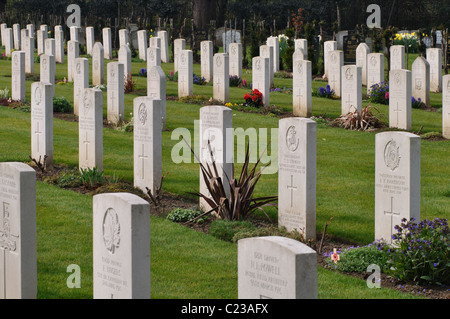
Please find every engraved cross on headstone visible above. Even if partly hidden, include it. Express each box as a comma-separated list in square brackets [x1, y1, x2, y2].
[83, 131, 90, 164]
[287, 175, 297, 208]
[138, 144, 148, 180]
[393, 100, 402, 127]
[345, 94, 353, 112]
[295, 87, 304, 105]
[34, 122, 42, 153]
[384, 196, 401, 239]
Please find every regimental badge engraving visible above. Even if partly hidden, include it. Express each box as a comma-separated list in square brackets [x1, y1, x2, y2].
[286, 126, 299, 152]
[138, 103, 147, 125]
[102, 208, 120, 254]
[384, 139, 401, 171]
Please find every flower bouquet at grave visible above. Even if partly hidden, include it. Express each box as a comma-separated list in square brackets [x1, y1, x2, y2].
[368, 81, 389, 105]
[243, 89, 263, 108]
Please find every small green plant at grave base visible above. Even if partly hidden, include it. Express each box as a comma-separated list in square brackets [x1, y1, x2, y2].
[57, 170, 82, 188]
[167, 208, 205, 223]
[167, 71, 178, 82]
[188, 141, 278, 222]
[53, 96, 73, 113]
[368, 81, 389, 105]
[324, 242, 390, 273]
[331, 104, 386, 131]
[232, 225, 306, 244]
[381, 218, 450, 285]
[0, 88, 10, 99]
[178, 95, 210, 105]
[34, 53, 42, 63]
[8, 101, 31, 112]
[79, 167, 104, 189]
[209, 220, 256, 242]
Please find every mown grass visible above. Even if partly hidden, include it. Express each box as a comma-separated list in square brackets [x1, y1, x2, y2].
[0, 48, 446, 299]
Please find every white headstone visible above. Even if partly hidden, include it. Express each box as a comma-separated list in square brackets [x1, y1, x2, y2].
[133, 97, 162, 195]
[292, 55, 312, 117]
[20, 29, 28, 51]
[92, 42, 105, 86]
[149, 36, 160, 50]
[147, 64, 166, 130]
[79, 88, 103, 171]
[267, 36, 280, 73]
[157, 30, 169, 63]
[44, 38, 55, 56]
[328, 50, 344, 97]
[23, 35, 34, 75]
[213, 53, 229, 104]
[55, 26, 64, 64]
[390, 45, 405, 70]
[178, 50, 193, 97]
[26, 24, 34, 39]
[118, 45, 132, 80]
[278, 118, 316, 240]
[324, 41, 337, 78]
[69, 26, 79, 42]
[238, 236, 317, 299]
[199, 105, 233, 212]
[102, 28, 112, 60]
[39, 54, 56, 96]
[107, 62, 125, 124]
[426, 48, 442, 93]
[13, 24, 20, 50]
[11, 51, 25, 102]
[356, 43, 370, 86]
[375, 132, 420, 243]
[229, 42, 242, 79]
[367, 53, 385, 93]
[119, 29, 129, 47]
[411, 56, 430, 107]
[443, 75, 450, 139]
[4, 28, 13, 57]
[67, 40, 79, 82]
[174, 38, 186, 73]
[137, 30, 148, 61]
[86, 27, 95, 56]
[252, 56, 270, 107]
[93, 193, 150, 299]
[295, 39, 308, 59]
[341, 65, 362, 115]
[31, 82, 53, 168]
[389, 69, 412, 130]
[260, 45, 274, 88]
[200, 41, 213, 82]
[147, 46, 161, 68]
[36, 29, 47, 55]
[74, 58, 89, 116]
[222, 30, 241, 54]
[0, 162, 37, 299]
[0, 23, 7, 47]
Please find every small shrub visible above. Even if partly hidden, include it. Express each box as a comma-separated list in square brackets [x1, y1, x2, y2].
[79, 167, 104, 189]
[368, 81, 389, 105]
[0, 88, 10, 99]
[331, 104, 385, 131]
[167, 71, 178, 82]
[53, 96, 73, 113]
[166, 208, 204, 223]
[209, 220, 255, 242]
[57, 171, 82, 188]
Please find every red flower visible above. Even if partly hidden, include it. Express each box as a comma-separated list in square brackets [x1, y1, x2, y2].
[252, 95, 257, 102]
[244, 93, 251, 100]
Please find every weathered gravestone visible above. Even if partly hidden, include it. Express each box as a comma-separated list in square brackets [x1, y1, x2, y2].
[119, 29, 128, 47]
[260, 45, 274, 88]
[200, 41, 213, 83]
[324, 41, 337, 78]
[341, 65, 362, 115]
[356, 43, 370, 86]
[229, 42, 242, 79]
[278, 118, 316, 241]
[102, 28, 113, 60]
[0, 162, 37, 299]
[93, 193, 150, 299]
[79, 88, 103, 171]
[375, 132, 420, 243]
[178, 50, 193, 97]
[199, 105, 233, 213]
[427, 48, 442, 93]
[389, 69, 412, 131]
[292, 55, 312, 117]
[74, 58, 89, 116]
[213, 53, 229, 104]
[147, 64, 166, 130]
[238, 236, 317, 299]
[92, 42, 105, 86]
[411, 56, 430, 107]
[133, 97, 162, 195]
[118, 45, 131, 80]
[390, 45, 405, 70]
[31, 82, 53, 168]
[443, 75, 450, 139]
[328, 50, 344, 97]
[67, 40, 79, 82]
[107, 62, 125, 124]
[252, 56, 270, 107]
[137, 30, 148, 61]
[343, 32, 359, 64]
[11, 51, 25, 102]
[174, 38, 186, 73]
[157, 30, 169, 63]
[367, 53, 384, 93]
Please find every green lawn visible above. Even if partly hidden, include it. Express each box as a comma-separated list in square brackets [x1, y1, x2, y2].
[0, 48, 447, 299]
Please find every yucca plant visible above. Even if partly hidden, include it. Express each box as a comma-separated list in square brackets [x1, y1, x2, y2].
[332, 104, 385, 131]
[186, 139, 278, 222]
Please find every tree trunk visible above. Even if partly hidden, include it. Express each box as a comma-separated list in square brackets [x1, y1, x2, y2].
[193, 0, 216, 30]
